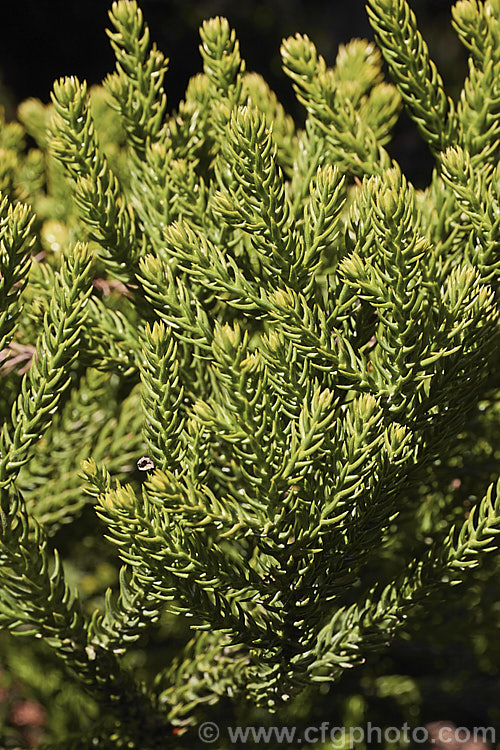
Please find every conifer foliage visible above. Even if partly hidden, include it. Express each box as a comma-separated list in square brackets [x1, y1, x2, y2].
[0, 0, 499, 746]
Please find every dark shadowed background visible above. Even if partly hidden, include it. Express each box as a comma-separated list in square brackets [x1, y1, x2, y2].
[0, 0, 467, 186]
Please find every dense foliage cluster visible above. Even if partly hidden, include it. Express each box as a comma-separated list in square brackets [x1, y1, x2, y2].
[0, 0, 499, 746]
